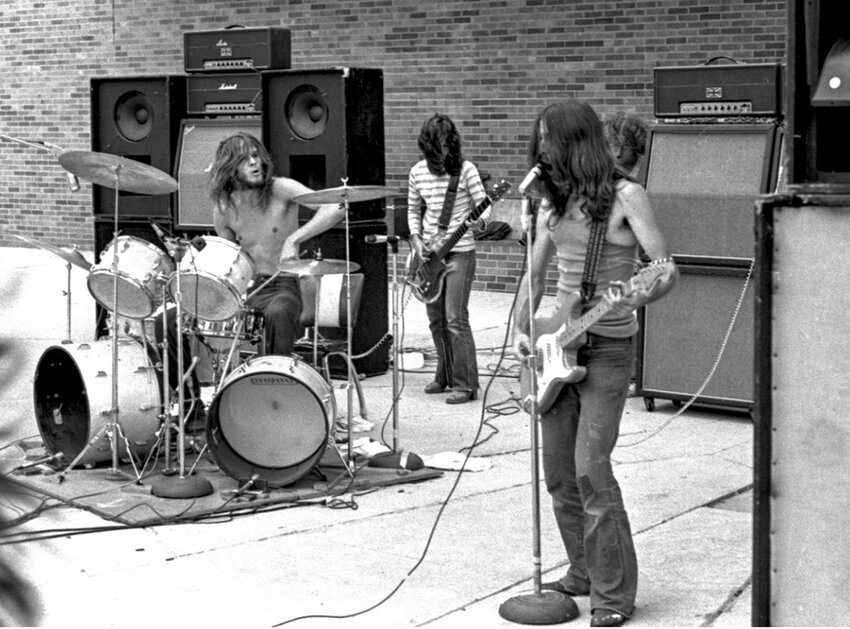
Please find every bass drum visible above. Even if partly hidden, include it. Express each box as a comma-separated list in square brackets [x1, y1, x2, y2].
[33, 338, 161, 467]
[207, 355, 336, 487]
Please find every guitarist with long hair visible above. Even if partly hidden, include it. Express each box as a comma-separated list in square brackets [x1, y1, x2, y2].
[407, 114, 490, 404]
[512, 100, 677, 627]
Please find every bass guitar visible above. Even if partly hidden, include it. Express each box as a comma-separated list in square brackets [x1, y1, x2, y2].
[519, 258, 676, 413]
[407, 179, 511, 304]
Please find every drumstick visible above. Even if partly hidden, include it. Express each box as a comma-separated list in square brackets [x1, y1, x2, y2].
[246, 271, 282, 301]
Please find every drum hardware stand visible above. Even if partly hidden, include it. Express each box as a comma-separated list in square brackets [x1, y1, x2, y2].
[58, 167, 140, 484]
[151, 240, 214, 498]
[499, 195, 577, 624]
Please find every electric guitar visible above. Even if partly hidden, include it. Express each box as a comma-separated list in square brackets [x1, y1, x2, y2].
[407, 179, 512, 304]
[519, 258, 676, 414]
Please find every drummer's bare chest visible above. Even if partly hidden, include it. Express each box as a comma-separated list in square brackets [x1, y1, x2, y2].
[227, 202, 293, 244]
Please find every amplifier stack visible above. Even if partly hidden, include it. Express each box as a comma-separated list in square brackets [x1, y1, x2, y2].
[636, 59, 784, 412]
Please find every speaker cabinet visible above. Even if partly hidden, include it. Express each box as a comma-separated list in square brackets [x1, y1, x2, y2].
[636, 264, 754, 410]
[262, 68, 385, 223]
[641, 123, 781, 264]
[753, 190, 850, 625]
[787, 0, 850, 182]
[91, 76, 187, 218]
[174, 118, 262, 229]
[299, 221, 389, 376]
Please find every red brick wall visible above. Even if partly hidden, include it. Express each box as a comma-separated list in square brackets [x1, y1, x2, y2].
[0, 0, 785, 292]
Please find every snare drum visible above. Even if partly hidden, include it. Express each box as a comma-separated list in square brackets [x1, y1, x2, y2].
[207, 355, 335, 487]
[169, 236, 254, 322]
[192, 308, 265, 352]
[88, 236, 174, 319]
[33, 338, 161, 467]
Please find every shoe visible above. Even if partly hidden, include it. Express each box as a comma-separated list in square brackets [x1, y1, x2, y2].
[590, 609, 627, 627]
[541, 580, 589, 596]
[424, 381, 447, 394]
[446, 390, 477, 404]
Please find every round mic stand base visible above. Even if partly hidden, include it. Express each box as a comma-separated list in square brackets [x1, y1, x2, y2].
[151, 474, 214, 499]
[498, 591, 579, 625]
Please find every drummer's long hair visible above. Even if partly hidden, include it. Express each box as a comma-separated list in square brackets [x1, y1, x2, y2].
[208, 132, 274, 211]
[418, 113, 463, 177]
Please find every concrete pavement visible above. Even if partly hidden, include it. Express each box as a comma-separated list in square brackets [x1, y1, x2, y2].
[0, 244, 753, 627]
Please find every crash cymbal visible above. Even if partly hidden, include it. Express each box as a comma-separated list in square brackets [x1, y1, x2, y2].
[58, 150, 178, 195]
[15, 234, 92, 270]
[294, 185, 404, 206]
[277, 258, 361, 276]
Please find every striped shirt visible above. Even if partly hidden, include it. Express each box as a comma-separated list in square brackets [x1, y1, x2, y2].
[407, 160, 490, 253]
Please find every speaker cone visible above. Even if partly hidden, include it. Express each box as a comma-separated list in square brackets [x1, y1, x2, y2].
[115, 91, 154, 142]
[285, 85, 329, 140]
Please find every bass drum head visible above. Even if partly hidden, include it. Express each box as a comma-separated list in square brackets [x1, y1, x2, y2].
[207, 356, 332, 487]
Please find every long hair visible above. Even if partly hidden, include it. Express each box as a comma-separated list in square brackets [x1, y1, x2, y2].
[527, 100, 621, 223]
[208, 132, 274, 211]
[417, 113, 463, 176]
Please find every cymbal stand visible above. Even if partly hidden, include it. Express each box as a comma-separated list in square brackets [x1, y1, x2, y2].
[340, 182, 355, 473]
[62, 261, 73, 343]
[151, 242, 213, 498]
[58, 167, 137, 483]
[159, 285, 175, 475]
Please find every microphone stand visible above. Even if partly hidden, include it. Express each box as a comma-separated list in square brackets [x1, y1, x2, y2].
[152, 241, 213, 498]
[499, 195, 577, 625]
[389, 235, 402, 452]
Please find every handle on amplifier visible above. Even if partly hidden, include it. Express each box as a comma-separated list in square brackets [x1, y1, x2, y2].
[704, 55, 743, 65]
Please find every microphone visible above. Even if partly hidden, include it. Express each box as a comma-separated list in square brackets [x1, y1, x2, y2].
[518, 163, 542, 196]
[519, 164, 543, 233]
[191, 235, 207, 251]
[367, 450, 424, 470]
[364, 234, 400, 245]
[66, 172, 80, 192]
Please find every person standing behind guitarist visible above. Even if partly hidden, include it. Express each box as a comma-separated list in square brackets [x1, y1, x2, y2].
[512, 100, 677, 626]
[407, 113, 490, 404]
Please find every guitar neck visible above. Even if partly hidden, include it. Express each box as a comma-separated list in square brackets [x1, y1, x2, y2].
[556, 300, 612, 347]
[433, 198, 492, 258]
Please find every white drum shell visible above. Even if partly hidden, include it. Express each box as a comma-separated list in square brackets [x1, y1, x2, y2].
[88, 235, 174, 319]
[169, 236, 254, 322]
[33, 338, 161, 467]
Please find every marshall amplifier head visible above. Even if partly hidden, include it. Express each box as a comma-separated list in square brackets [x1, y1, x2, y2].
[654, 61, 784, 118]
[184, 26, 291, 73]
[186, 73, 262, 115]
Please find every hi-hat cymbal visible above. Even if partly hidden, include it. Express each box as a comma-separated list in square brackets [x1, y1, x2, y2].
[277, 258, 361, 276]
[15, 234, 92, 270]
[294, 185, 404, 206]
[58, 150, 178, 195]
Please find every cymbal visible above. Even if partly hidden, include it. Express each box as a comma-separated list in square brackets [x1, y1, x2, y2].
[277, 258, 361, 276]
[15, 234, 92, 270]
[294, 185, 405, 205]
[58, 150, 178, 195]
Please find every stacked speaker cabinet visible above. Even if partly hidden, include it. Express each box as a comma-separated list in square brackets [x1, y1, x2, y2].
[91, 75, 187, 219]
[262, 68, 389, 375]
[636, 63, 783, 411]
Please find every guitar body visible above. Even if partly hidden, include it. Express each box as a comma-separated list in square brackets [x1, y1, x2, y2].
[517, 258, 676, 415]
[407, 252, 448, 304]
[519, 294, 587, 414]
[406, 179, 512, 304]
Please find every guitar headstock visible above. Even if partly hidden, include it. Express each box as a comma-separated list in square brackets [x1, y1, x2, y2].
[488, 179, 512, 202]
[626, 258, 677, 296]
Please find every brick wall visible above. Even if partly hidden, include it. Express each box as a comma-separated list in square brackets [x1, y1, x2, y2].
[0, 0, 786, 292]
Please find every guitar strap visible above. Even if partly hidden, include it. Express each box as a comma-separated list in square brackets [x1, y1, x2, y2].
[437, 175, 460, 236]
[580, 213, 611, 304]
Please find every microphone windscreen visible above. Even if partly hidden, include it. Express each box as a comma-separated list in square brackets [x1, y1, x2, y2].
[367, 451, 424, 471]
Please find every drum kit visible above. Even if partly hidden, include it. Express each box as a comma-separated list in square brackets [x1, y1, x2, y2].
[19, 145, 404, 497]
